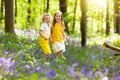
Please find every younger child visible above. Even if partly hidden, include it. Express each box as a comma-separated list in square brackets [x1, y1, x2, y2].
[51, 11, 68, 59]
[39, 13, 52, 57]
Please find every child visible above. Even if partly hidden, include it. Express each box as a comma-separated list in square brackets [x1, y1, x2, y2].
[39, 13, 52, 57]
[51, 11, 68, 59]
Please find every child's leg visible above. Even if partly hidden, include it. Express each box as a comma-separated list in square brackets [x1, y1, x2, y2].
[57, 50, 66, 59]
[43, 53, 51, 57]
[57, 50, 63, 56]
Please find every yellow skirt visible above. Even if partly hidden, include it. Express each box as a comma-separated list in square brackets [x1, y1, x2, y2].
[38, 36, 51, 54]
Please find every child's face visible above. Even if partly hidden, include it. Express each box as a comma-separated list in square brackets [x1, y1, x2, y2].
[55, 13, 61, 22]
[44, 15, 50, 23]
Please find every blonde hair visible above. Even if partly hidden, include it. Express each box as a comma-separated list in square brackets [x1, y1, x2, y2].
[41, 13, 52, 22]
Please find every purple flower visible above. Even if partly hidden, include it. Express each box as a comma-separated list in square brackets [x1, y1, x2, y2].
[0, 57, 16, 73]
[100, 65, 104, 71]
[4, 51, 10, 55]
[35, 66, 45, 73]
[35, 48, 40, 53]
[72, 63, 78, 68]
[75, 75, 80, 80]
[114, 75, 120, 80]
[46, 69, 56, 78]
[67, 66, 78, 77]
[81, 67, 88, 76]
[87, 70, 93, 78]
[94, 71, 103, 79]
[104, 68, 109, 75]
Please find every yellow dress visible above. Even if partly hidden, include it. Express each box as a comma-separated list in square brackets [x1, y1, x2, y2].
[51, 23, 65, 53]
[39, 23, 51, 54]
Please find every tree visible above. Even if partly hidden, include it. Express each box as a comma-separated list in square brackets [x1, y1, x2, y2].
[114, 0, 120, 34]
[15, 0, 17, 23]
[46, 0, 49, 12]
[72, 0, 77, 33]
[0, 0, 4, 21]
[5, 0, 15, 34]
[59, 0, 70, 34]
[27, 0, 31, 23]
[106, 0, 110, 35]
[80, 0, 87, 47]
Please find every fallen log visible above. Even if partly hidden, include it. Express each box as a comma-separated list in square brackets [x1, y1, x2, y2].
[103, 42, 120, 56]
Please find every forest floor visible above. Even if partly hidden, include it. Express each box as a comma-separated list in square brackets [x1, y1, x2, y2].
[0, 29, 120, 79]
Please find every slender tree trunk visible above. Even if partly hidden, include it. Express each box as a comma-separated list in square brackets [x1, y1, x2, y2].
[114, 0, 120, 34]
[15, 0, 17, 23]
[0, 0, 4, 21]
[80, 0, 87, 47]
[72, 0, 77, 33]
[5, 0, 15, 34]
[46, 0, 49, 12]
[27, 0, 31, 23]
[43, 0, 46, 13]
[106, 0, 110, 35]
[59, 0, 70, 34]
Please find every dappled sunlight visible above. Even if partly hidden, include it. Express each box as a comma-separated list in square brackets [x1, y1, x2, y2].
[90, 0, 106, 8]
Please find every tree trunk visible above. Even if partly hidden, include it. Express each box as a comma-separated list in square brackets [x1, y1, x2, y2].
[5, 0, 15, 34]
[46, 0, 49, 12]
[27, 0, 31, 23]
[72, 0, 77, 34]
[0, 0, 4, 21]
[80, 0, 87, 47]
[114, 0, 120, 34]
[15, 0, 17, 23]
[106, 0, 110, 35]
[59, 0, 70, 34]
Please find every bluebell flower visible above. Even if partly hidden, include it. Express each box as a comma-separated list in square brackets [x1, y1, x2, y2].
[35, 48, 40, 53]
[104, 68, 109, 75]
[4, 51, 10, 55]
[21, 54, 26, 60]
[75, 75, 80, 80]
[87, 70, 93, 78]
[50, 60, 56, 66]
[67, 66, 78, 77]
[46, 69, 56, 78]
[72, 63, 78, 68]
[81, 67, 88, 76]
[94, 71, 103, 80]
[114, 75, 120, 80]
[100, 65, 104, 71]
[35, 66, 45, 73]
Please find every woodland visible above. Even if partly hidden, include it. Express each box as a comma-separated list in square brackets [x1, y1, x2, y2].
[0, 0, 120, 80]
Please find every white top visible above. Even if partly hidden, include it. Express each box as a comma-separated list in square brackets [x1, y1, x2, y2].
[40, 23, 51, 39]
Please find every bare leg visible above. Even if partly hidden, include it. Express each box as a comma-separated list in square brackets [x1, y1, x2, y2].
[43, 53, 51, 57]
[57, 50, 63, 57]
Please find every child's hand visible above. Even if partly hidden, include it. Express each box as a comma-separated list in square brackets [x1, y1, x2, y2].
[44, 37, 48, 40]
[63, 36, 69, 41]
[49, 37, 53, 43]
[65, 34, 69, 39]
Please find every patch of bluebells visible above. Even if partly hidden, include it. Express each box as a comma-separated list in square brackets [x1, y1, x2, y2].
[0, 32, 119, 79]
[0, 52, 119, 79]
[0, 57, 17, 76]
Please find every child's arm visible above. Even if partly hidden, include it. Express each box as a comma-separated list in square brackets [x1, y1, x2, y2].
[39, 30, 48, 40]
[49, 36, 53, 43]
[63, 32, 69, 40]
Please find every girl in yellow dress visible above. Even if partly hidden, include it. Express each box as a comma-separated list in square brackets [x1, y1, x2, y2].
[39, 13, 52, 57]
[51, 11, 68, 59]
